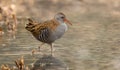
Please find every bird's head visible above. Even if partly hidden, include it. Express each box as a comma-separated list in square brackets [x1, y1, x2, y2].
[54, 12, 72, 25]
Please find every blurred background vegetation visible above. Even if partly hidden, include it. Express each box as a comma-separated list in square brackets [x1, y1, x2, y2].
[0, 0, 120, 20]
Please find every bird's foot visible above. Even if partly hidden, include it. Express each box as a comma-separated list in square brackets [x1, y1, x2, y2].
[50, 52, 54, 57]
[38, 46, 41, 52]
[31, 49, 36, 56]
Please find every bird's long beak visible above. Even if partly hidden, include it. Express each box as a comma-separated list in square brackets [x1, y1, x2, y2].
[64, 18, 72, 25]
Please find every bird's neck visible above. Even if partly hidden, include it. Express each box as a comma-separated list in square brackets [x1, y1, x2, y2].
[53, 18, 64, 24]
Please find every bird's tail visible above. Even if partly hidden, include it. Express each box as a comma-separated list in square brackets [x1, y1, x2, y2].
[25, 18, 38, 32]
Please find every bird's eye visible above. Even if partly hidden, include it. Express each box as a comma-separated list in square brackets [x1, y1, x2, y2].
[61, 16, 64, 19]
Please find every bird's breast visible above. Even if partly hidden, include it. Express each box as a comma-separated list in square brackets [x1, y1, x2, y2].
[50, 23, 68, 41]
[56, 23, 68, 32]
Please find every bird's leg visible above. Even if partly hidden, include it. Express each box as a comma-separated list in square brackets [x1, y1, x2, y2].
[50, 43, 54, 56]
[38, 43, 44, 52]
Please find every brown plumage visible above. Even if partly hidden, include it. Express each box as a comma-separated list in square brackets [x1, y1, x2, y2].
[26, 19, 59, 33]
[25, 12, 72, 56]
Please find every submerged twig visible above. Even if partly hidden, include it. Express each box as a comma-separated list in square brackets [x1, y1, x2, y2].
[14, 56, 24, 70]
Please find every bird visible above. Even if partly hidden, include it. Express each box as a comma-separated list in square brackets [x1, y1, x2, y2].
[25, 12, 72, 56]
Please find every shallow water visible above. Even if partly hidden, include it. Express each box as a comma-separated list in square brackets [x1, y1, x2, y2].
[1, 7, 120, 70]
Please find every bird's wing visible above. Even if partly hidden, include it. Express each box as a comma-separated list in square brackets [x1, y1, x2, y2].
[31, 19, 59, 42]
[32, 19, 59, 32]
[42, 19, 59, 30]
